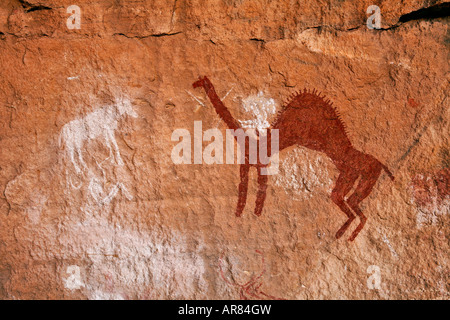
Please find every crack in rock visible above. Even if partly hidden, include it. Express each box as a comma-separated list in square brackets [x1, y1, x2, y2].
[399, 2, 450, 23]
[18, 0, 52, 13]
[113, 32, 183, 39]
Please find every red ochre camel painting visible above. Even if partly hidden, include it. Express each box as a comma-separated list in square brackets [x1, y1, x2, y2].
[193, 76, 394, 241]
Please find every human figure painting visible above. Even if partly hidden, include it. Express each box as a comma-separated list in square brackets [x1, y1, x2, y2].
[193, 76, 394, 241]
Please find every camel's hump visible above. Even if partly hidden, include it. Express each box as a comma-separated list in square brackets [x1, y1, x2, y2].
[272, 89, 349, 135]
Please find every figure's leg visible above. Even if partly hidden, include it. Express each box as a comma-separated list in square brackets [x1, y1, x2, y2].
[346, 166, 382, 241]
[254, 167, 268, 216]
[101, 134, 114, 165]
[331, 172, 359, 239]
[75, 142, 87, 172]
[108, 131, 124, 166]
[67, 145, 81, 174]
[236, 164, 250, 217]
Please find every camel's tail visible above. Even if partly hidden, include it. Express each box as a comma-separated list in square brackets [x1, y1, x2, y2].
[380, 163, 395, 181]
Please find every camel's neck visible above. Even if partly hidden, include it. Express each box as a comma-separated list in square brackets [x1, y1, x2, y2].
[203, 83, 240, 131]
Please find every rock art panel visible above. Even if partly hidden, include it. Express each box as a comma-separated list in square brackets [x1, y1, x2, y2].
[0, 0, 448, 300]
[193, 76, 394, 241]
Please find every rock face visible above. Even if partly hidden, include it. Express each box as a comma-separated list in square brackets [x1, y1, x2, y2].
[0, 0, 448, 300]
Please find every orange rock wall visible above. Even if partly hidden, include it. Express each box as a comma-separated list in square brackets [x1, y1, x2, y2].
[0, 0, 448, 299]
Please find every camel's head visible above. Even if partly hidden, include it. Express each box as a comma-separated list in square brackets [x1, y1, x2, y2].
[192, 76, 209, 89]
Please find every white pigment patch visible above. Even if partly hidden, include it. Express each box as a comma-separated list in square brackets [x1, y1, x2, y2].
[26, 194, 48, 224]
[238, 91, 277, 131]
[409, 173, 449, 229]
[382, 234, 398, 258]
[415, 198, 449, 229]
[60, 216, 208, 299]
[275, 148, 334, 200]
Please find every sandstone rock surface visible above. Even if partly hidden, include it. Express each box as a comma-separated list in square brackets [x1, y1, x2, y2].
[0, 0, 448, 299]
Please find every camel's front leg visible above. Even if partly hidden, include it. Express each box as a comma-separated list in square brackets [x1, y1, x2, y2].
[236, 164, 250, 217]
[255, 167, 268, 216]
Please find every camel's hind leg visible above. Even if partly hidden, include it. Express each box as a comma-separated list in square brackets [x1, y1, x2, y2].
[331, 172, 359, 239]
[236, 164, 250, 217]
[346, 166, 382, 241]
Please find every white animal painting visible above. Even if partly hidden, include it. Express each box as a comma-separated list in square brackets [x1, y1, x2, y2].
[88, 177, 133, 206]
[60, 99, 138, 174]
